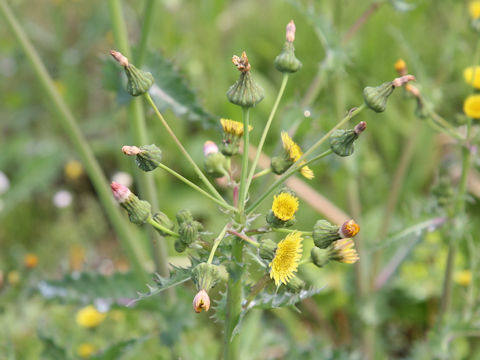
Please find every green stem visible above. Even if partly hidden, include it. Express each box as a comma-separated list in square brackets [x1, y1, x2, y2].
[224, 239, 244, 359]
[153, 161, 237, 212]
[144, 93, 227, 204]
[298, 257, 312, 266]
[238, 107, 251, 212]
[252, 167, 272, 180]
[207, 225, 229, 264]
[299, 149, 333, 168]
[135, 0, 157, 66]
[246, 105, 364, 215]
[147, 217, 179, 238]
[245, 74, 289, 194]
[227, 229, 260, 247]
[271, 228, 312, 236]
[107, 0, 169, 279]
[0, 0, 149, 283]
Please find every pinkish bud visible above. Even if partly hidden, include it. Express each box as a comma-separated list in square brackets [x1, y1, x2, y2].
[286, 20, 296, 42]
[203, 141, 219, 157]
[339, 219, 360, 238]
[354, 121, 367, 135]
[122, 145, 141, 156]
[193, 289, 210, 313]
[392, 74, 416, 88]
[110, 50, 129, 67]
[110, 182, 131, 203]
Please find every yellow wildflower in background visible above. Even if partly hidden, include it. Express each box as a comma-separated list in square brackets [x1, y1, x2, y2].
[220, 118, 252, 136]
[77, 343, 96, 358]
[455, 270, 472, 286]
[64, 160, 84, 181]
[329, 239, 359, 264]
[272, 192, 299, 221]
[24, 253, 39, 269]
[280, 132, 314, 179]
[394, 59, 407, 75]
[269, 232, 303, 286]
[469, 1, 480, 19]
[463, 94, 480, 118]
[463, 66, 480, 89]
[76, 305, 107, 328]
[7, 270, 20, 285]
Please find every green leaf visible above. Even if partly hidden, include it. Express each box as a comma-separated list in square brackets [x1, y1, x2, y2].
[145, 52, 218, 127]
[90, 337, 147, 360]
[247, 287, 324, 310]
[37, 272, 140, 305]
[38, 333, 69, 360]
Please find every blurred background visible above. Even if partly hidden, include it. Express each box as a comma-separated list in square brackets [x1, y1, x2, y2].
[1, 0, 480, 358]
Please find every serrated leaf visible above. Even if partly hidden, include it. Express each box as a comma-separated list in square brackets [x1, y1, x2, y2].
[37, 272, 139, 306]
[247, 287, 324, 310]
[210, 290, 227, 324]
[90, 337, 147, 360]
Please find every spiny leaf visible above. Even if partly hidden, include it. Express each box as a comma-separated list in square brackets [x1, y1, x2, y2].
[246, 287, 324, 310]
[210, 290, 227, 324]
[90, 337, 148, 360]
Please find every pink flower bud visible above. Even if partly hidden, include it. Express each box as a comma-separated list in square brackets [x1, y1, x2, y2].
[286, 20, 296, 42]
[110, 182, 131, 203]
[192, 289, 211, 313]
[110, 50, 129, 67]
[354, 121, 367, 135]
[203, 141, 219, 157]
[392, 74, 415, 88]
[122, 145, 141, 156]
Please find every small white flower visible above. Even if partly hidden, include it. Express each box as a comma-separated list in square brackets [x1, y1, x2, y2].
[53, 190, 73, 208]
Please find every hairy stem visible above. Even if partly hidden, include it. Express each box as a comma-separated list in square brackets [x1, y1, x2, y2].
[207, 224, 229, 264]
[238, 107, 251, 212]
[147, 217, 179, 238]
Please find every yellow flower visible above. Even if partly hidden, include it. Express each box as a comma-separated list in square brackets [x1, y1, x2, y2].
[220, 118, 252, 136]
[272, 192, 299, 221]
[75, 305, 107, 328]
[463, 66, 480, 89]
[7, 270, 20, 285]
[455, 270, 472, 286]
[329, 239, 359, 264]
[269, 232, 303, 286]
[394, 59, 407, 75]
[77, 343, 96, 358]
[64, 160, 84, 181]
[24, 253, 39, 269]
[469, 1, 480, 19]
[280, 132, 314, 179]
[464, 94, 480, 119]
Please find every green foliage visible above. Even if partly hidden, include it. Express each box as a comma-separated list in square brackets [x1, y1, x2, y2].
[90, 338, 147, 360]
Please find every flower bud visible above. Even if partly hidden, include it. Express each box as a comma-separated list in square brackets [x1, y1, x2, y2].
[226, 52, 264, 107]
[110, 50, 154, 96]
[110, 182, 151, 225]
[151, 211, 175, 236]
[174, 239, 187, 253]
[192, 263, 220, 291]
[203, 141, 229, 178]
[363, 82, 395, 113]
[128, 144, 163, 172]
[193, 289, 211, 313]
[176, 209, 193, 224]
[178, 221, 199, 245]
[311, 247, 330, 268]
[312, 220, 341, 249]
[329, 122, 366, 157]
[339, 219, 360, 238]
[274, 22, 302, 74]
[220, 118, 252, 156]
[328, 238, 359, 264]
[259, 238, 277, 260]
[286, 275, 305, 293]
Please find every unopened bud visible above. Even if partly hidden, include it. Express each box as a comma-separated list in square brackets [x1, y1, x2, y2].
[110, 50, 154, 96]
[110, 181, 131, 203]
[339, 220, 360, 238]
[110, 50, 129, 67]
[203, 141, 219, 156]
[192, 263, 220, 291]
[176, 209, 193, 224]
[174, 239, 187, 253]
[392, 75, 415, 88]
[152, 211, 175, 236]
[313, 220, 341, 249]
[274, 21, 302, 73]
[286, 20, 296, 42]
[204, 142, 228, 178]
[122, 145, 141, 156]
[363, 75, 415, 113]
[311, 247, 330, 268]
[354, 121, 367, 135]
[193, 289, 211, 313]
[110, 182, 151, 225]
[227, 52, 264, 107]
[329, 125, 363, 157]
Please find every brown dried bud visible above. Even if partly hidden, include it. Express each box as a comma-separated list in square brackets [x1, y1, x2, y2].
[122, 145, 141, 156]
[193, 289, 211, 313]
[339, 219, 360, 238]
[392, 75, 416, 88]
[354, 121, 367, 135]
[232, 51, 251, 73]
[110, 50, 129, 67]
[286, 20, 296, 42]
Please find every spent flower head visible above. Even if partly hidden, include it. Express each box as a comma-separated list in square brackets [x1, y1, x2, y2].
[269, 232, 303, 286]
[193, 289, 211, 313]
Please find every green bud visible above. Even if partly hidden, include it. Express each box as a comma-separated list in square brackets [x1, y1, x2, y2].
[174, 239, 187, 253]
[329, 122, 366, 157]
[226, 52, 264, 108]
[137, 145, 162, 171]
[178, 221, 199, 245]
[259, 238, 277, 261]
[192, 263, 220, 291]
[151, 211, 175, 236]
[203, 144, 229, 178]
[271, 155, 293, 175]
[266, 210, 296, 228]
[111, 182, 151, 225]
[176, 209, 193, 224]
[110, 50, 154, 97]
[286, 275, 305, 293]
[274, 41, 302, 73]
[363, 82, 395, 112]
[313, 220, 341, 249]
[311, 247, 330, 268]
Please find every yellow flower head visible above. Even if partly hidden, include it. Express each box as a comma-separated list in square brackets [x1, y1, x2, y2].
[269, 232, 303, 286]
[75, 305, 107, 328]
[464, 94, 480, 119]
[394, 59, 407, 75]
[329, 238, 359, 264]
[64, 160, 84, 181]
[455, 270, 472, 286]
[77, 343, 96, 358]
[220, 118, 252, 136]
[463, 66, 480, 89]
[272, 192, 299, 221]
[469, 1, 480, 20]
[24, 253, 39, 269]
[280, 131, 314, 179]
